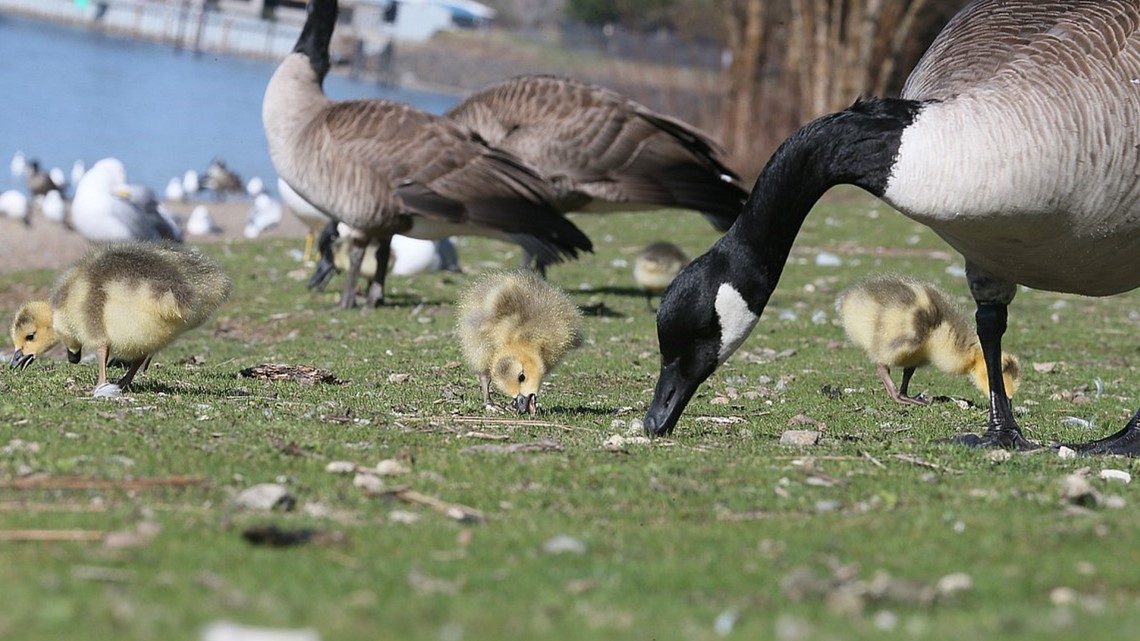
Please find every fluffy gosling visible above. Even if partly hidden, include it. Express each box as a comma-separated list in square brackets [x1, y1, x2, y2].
[456, 271, 582, 414]
[836, 276, 1021, 405]
[10, 242, 232, 396]
[633, 241, 688, 309]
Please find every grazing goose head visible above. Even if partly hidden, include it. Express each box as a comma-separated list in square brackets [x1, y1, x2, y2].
[645, 0, 1140, 449]
[263, 0, 591, 308]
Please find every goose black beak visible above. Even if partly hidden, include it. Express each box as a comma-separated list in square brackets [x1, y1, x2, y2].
[643, 361, 700, 437]
[10, 349, 35, 370]
[67, 349, 82, 364]
[516, 393, 537, 416]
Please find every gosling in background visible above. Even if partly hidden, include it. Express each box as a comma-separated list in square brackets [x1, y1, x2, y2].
[836, 276, 1021, 405]
[10, 242, 232, 397]
[633, 241, 688, 310]
[456, 270, 582, 414]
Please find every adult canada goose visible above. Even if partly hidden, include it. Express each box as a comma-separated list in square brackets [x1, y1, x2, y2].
[9, 242, 232, 397]
[456, 270, 583, 415]
[203, 159, 244, 200]
[25, 160, 63, 198]
[71, 158, 184, 243]
[633, 241, 689, 310]
[262, 0, 591, 308]
[836, 276, 1021, 405]
[643, 0, 1140, 455]
[445, 75, 748, 263]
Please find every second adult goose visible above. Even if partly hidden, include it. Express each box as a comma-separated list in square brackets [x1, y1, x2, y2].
[445, 75, 748, 236]
[262, 0, 591, 308]
[643, 0, 1140, 455]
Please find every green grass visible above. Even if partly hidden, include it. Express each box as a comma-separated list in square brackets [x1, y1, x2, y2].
[2, 189, 1139, 640]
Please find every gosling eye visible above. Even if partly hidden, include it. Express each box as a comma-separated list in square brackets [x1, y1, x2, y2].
[517, 373, 526, 383]
[24, 332, 35, 342]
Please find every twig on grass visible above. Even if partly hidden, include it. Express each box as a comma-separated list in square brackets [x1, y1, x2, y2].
[0, 475, 209, 490]
[0, 529, 105, 542]
[369, 486, 485, 524]
[892, 454, 961, 475]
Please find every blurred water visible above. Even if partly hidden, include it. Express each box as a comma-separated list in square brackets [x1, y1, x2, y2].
[0, 13, 458, 196]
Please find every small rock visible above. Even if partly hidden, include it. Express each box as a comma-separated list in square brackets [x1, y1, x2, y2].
[936, 572, 973, 597]
[235, 483, 296, 511]
[714, 608, 740, 637]
[1059, 473, 1100, 507]
[780, 430, 820, 446]
[389, 510, 422, 524]
[814, 252, 842, 267]
[352, 473, 383, 492]
[325, 461, 356, 474]
[1099, 469, 1131, 484]
[201, 620, 320, 641]
[628, 418, 645, 433]
[375, 459, 411, 476]
[604, 434, 650, 450]
[542, 534, 587, 555]
[1057, 446, 1077, 459]
[1050, 586, 1078, 606]
[988, 450, 1011, 463]
[387, 373, 411, 384]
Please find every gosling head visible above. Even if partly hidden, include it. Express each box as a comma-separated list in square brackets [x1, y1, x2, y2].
[9, 301, 58, 370]
[970, 351, 1022, 399]
[491, 351, 546, 415]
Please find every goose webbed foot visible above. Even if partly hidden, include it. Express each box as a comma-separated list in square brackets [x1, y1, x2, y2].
[1058, 409, 1140, 456]
[949, 428, 1041, 451]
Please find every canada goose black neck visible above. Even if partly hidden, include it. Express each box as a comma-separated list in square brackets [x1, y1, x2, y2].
[644, 98, 920, 436]
[296, 0, 335, 83]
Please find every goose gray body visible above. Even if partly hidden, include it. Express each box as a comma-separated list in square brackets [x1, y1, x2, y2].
[262, 0, 591, 307]
[445, 75, 747, 231]
[644, 0, 1140, 454]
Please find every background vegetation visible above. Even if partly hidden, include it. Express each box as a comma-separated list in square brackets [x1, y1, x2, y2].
[2, 190, 1138, 640]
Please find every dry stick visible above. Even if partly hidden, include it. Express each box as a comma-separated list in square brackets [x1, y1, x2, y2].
[0, 476, 209, 490]
[0, 530, 105, 542]
[0, 502, 108, 512]
[370, 486, 485, 524]
[892, 454, 961, 475]
[399, 415, 579, 432]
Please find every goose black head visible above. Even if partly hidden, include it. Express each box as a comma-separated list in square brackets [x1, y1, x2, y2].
[643, 243, 760, 436]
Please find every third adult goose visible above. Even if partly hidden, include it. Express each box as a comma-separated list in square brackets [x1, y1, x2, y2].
[643, 0, 1140, 455]
[262, 0, 591, 308]
[445, 75, 748, 235]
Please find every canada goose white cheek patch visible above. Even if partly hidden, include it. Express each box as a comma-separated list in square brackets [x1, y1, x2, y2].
[714, 283, 758, 364]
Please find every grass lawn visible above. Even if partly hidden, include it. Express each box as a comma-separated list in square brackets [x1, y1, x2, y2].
[2, 188, 1139, 640]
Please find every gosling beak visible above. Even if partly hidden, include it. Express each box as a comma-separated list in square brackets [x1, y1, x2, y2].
[10, 349, 35, 370]
[67, 349, 82, 364]
[515, 393, 537, 416]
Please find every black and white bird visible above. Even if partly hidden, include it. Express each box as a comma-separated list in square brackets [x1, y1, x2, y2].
[643, 0, 1140, 455]
[262, 0, 591, 308]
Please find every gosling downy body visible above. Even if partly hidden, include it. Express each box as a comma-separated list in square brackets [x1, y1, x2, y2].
[10, 242, 232, 396]
[633, 241, 688, 310]
[644, 0, 1140, 455]
[836, 276, 1020, 405]
[263, 0, 591, 309]
[456, 270, 582, 414]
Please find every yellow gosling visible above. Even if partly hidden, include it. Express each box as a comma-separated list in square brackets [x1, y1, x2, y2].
[836, 276, 1021, 405]
[633, 241, 688, 310]
[456, 271, 582, 414]
[10, 242, 232, 397]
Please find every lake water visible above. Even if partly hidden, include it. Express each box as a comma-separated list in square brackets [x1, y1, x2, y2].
[0, 13, 459, 196]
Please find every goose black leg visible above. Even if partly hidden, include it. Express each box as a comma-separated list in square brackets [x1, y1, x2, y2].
[364, 238, 393, 308]
[952, 303, 1040, 451]
[1062, 409, 1140, 456]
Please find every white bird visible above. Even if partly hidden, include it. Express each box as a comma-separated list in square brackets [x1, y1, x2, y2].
[182, 170, 200, 199]
[245, 176, 265, 197]
[644, 0, 1140, 457]
[0, 189, 29, 225]
[390, 235, 457, 276]
[70, 159, 86, 187]
[71, 158, 184, 243]
[186, 205, 221, 236]
[10, 151, 26, 179]
[244, 193, 282, 238]
[277, 176, 331, 263]
[39, 190, 67, 226]
[165, 177, 186, 202]
[49, 167, 67, 193]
